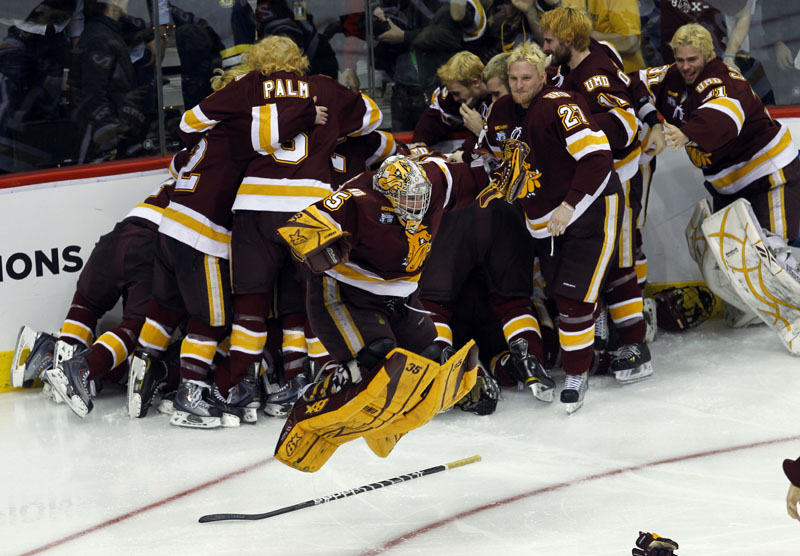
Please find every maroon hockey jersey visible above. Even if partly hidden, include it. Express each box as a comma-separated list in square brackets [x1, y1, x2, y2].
[639, 58, 798, 197]
[233, 74, 383, 214]
[295, 159, 491, 297]
[331, 130, 399, 189]
[518, 87, 618, 237]
[163, 70, 319, 257]
[124, 149, 186, 228]
[411, 86, 492, 147]
[548, 40, 641, 181]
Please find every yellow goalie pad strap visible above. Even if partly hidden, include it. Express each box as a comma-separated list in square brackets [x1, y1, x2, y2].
[363, 341, 479, 458]
[275, 348, 441, 472]
[277, 206, 347, 260]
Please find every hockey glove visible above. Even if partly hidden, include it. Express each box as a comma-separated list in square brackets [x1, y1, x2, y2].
[277, 206, 352, 273]
[477, 138, 537, 208]
[632, 531, 679, 556]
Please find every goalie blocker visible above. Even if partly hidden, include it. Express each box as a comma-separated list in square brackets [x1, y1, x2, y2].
[697, 198, 800, 354]
[275, 341, 479, 473]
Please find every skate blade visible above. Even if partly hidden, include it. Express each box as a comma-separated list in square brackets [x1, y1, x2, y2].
[242, 407, 258, 424]
[263, 402, 291, 418]
[45, 368, 90, 418]
[11, 325, 39, 388]
[42, 382, 64, 404]
[156, 399, 175, 415]
[126, 357, 146, 419]
[565, 400, 584, 415]
[128, 393, 143, 419]
[221, 413, 242, 428]
[169, 411, 221, 429]
[528, 383, 555, 403]
[53, 341, 77, 369]
[613, 362, 654, 384]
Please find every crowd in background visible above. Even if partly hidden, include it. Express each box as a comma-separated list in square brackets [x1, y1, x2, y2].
[0, 0, 799, 175]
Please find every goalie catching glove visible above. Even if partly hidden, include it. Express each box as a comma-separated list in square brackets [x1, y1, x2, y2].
[477, 138, 540, 208]
[277, 206, 352, 273]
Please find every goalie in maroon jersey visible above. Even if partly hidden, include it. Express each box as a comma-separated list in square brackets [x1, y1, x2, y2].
[274, 154, 500, 461]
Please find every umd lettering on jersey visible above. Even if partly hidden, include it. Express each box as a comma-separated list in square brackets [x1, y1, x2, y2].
[695, 77, 723, 93]
[263, 79, 310, 99]
[583, 75, 610, 92]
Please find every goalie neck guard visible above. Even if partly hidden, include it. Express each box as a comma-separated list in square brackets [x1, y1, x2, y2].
[373, 155, 431, 233]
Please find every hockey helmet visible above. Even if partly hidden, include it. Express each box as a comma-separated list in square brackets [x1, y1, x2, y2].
[373, 155, 431, 233]
[655, 285, 715, 332]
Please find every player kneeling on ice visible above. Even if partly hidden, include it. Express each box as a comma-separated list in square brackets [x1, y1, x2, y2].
[273, 154, 512, 471]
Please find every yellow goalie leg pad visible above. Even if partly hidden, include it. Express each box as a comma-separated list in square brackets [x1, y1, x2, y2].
[275, 347, 442, 472]
[363, 340, 479, 458]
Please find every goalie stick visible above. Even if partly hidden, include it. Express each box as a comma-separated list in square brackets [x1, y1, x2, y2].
[198, 454, 481, 523]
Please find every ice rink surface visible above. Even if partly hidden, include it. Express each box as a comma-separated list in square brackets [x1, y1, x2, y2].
[3, 319, 799, 555]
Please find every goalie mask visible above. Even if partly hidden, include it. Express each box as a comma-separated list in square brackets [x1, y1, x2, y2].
[373, 155, 431, 233]
[655, 286, 715, 332]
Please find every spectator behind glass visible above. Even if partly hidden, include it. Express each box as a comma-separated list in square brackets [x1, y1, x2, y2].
[0, 0, 77, 173]
[69, 0, 150, 163]
[377, 0, 468, 132]
[638, 0, 662, 66]
[485, 0, 560, 55]
[255, 0, 339, 79]
[561, 0, 645, 71]
[759, 3, 800, 106]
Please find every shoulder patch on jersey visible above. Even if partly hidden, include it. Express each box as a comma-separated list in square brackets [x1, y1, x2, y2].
[543, 91, 570, 99]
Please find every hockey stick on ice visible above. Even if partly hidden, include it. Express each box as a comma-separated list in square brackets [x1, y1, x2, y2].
[198, 454, 481, 523]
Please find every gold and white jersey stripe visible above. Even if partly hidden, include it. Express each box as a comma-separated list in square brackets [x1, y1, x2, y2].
[697, 96, 745, 135]
[325, 260, 422, 298]
[159, 203, 232, 259]
[706, 125, 797, 195]
[179, 105, 220, 135]
[523, 172, 612, 239]
[232, 177, 333, 213]
[566, 128, 611, 160]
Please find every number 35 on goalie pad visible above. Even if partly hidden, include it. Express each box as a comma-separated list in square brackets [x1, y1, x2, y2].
[275, 341, 478, 472]
[701, 198, 800, 354]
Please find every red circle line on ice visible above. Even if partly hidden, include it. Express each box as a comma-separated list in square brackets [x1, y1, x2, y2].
[18, 434, 800, 555]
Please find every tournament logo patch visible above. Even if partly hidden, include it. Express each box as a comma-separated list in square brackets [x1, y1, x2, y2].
[496, 131, 507, 142]
[380, 212, 395, 224]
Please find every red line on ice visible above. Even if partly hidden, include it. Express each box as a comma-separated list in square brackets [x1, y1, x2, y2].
[18, 456, 277, 556]
[361, 434, 800, 555]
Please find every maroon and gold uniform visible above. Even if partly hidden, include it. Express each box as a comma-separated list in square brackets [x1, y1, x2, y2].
[58, 153, 182, 383]
[139, 70, 319, 383]
[290, 160, 491, 363]
[519, 87, 622, 375]
[411, 87, 492, 148]
[548, 40, 647, 347]
[640, 58, 800, 241]
[331, 130, 399, 189]
[225, 77, 383, 389]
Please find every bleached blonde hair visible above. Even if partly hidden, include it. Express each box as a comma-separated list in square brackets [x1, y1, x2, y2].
[208, 36, 310, 92]
[506, 41, 548, 76]
[540, 6, 593, 52]
[669, 23, 715, 59]
[437, 51, 485, 85]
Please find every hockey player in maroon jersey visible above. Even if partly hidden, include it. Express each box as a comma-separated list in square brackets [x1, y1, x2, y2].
[223, 50, 384, 424]
[481, 41, 623, 413]
[640, 23, 800, 352]
[276, 152, 495, 412]
[11, 151, 186, 419]
[128, 36, 327, 429]
[540, 8, 653, 384]
[257, 130, 401, 418]
[410, 51, 493, 151]
[418, 65, 554, 410]
[644, 23, 800, 240]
